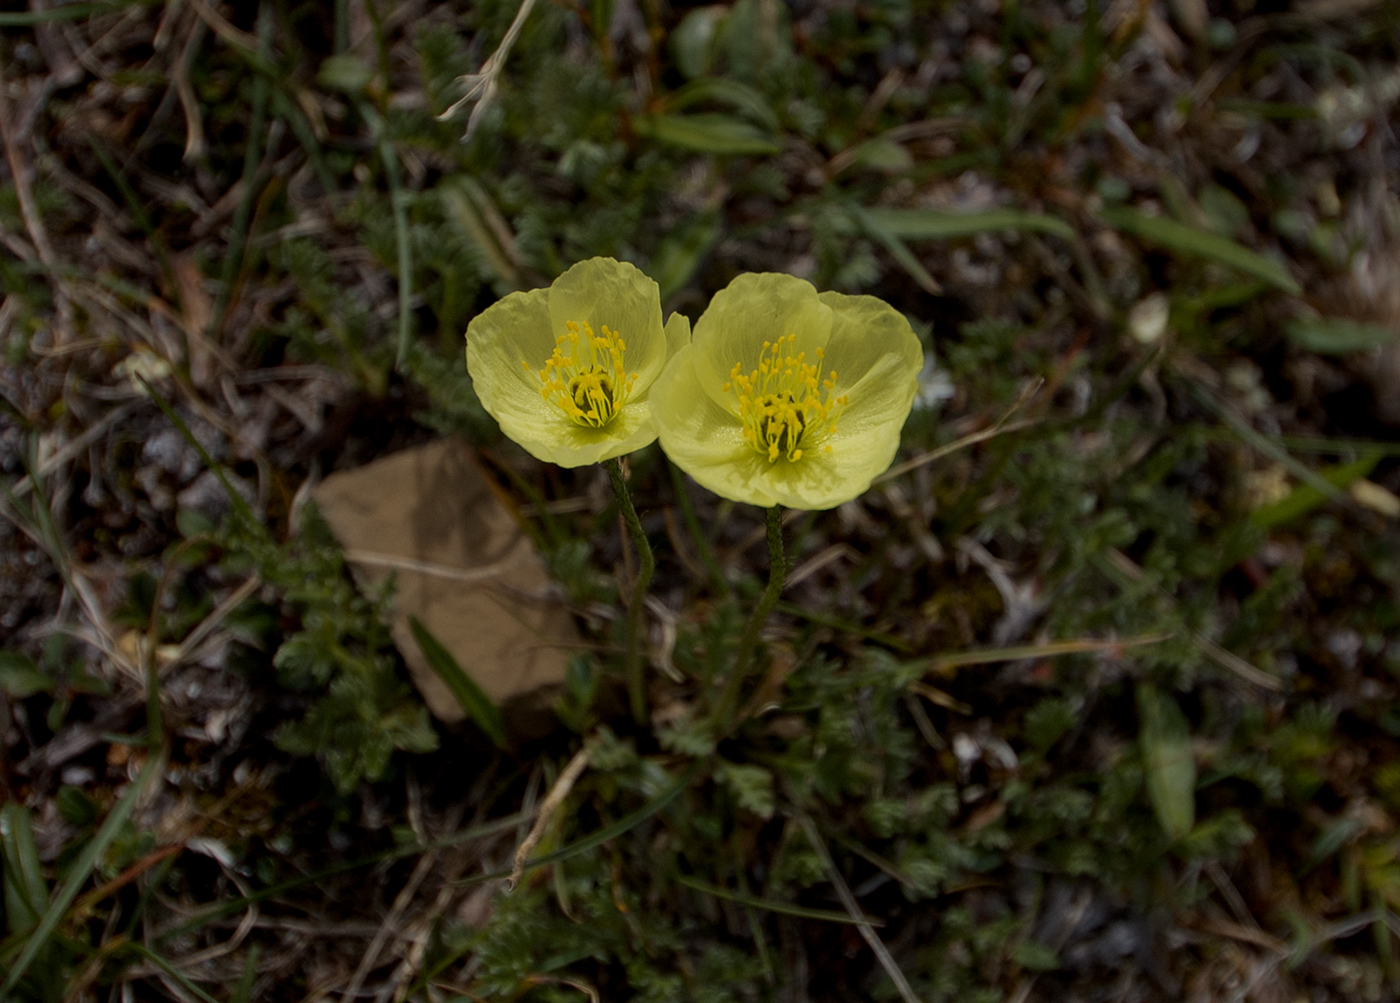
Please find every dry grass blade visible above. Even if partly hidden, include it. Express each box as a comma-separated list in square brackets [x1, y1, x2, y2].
[163, 575, 261, 674]
[342, 550, 512, 585]
[508, 744, 591, 891]
[875, 378, 1044, 484]
[784, 543, 856, 589]
[1, 455, 140, 682]
[0, 60, 74, 344]
[1100, 549, 1283, 691]
[437, 0, 539, 140]
[174, 17, 210, 162]
[187, 0, 259, 51]
[7, 400, 142, 500]
[795, 815, 923, 1003]
[338, 812, 457, 1003]
[926, 633, 1172, 674]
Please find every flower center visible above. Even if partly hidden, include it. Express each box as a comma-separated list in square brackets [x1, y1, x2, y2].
[527, 321, 638, 428]
[724, 334, 848, 463]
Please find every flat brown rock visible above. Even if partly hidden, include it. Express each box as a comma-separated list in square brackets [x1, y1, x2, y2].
[313, 439, 574, 732]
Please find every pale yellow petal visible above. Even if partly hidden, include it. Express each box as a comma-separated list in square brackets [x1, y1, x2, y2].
[664, 310, 692, 357]
[634, 311, 693, 405]
[523, 399, 658, 467]
[465, 287, 572, 454]
[652, 280, 923, 509]
[817, 291, 922, 434]
[690, 273, 833, 409]
[651, 345, 759, 496]
[467, 277, 661, 467]
[548, 257, 668, 389]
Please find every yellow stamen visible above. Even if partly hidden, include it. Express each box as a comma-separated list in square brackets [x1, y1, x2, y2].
[529, 321, 634, 427]
[726, 334, 847, 463]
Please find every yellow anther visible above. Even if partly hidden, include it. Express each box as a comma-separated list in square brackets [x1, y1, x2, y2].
[527, 319, 633, 428]
[726, 336, 847, 463]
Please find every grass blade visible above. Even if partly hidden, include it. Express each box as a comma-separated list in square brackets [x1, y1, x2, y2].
[158, 811, 534, 943]
[847, 203, 941, 295]
[211, 6, 273, 340]
[1249, 455, 1380, 528]
[452, 759, 701, 887]
[138, 377, 256, 524]
[1, 804, 49, 938]
[1285, 316, 1398, 354]
[1187, 381, 1347, 502]
[854, 207, 1074, 241]
[409, 615, 507, 748]
[674, 875, 885, 926]
[379, 134, 415, 370]
[1, 753, 162, 998]
[127, 943, 223, 1003]
[634, 114, 781, 155]
[231, 944, 260, 1003]
[1100, 205, 1301, 294]
[0, 0, 154, 25]
[664, 78, 780, 132]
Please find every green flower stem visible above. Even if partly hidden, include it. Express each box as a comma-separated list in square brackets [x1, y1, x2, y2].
[607, 457, 655, 725]
[713, 505, 786, 730]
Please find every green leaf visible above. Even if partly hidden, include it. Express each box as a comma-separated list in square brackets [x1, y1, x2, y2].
[1, 803, 48, 937]
[1250, 454, 1380, 528]
[1285, 316, 1398, 355]
[1011, 940, 1060, 971]
[127, 944, 224, 1003]
[1023, 698, 1075, 754]
[715, 761, 775, 819]
[318, 54, 374, 93]
[837, 137, 914, 173]
[409, 616, 507, 749]
[441, 177, 525, 293]
[1099, 205, 1301, 294]
[231, 945, 261, 1003]
[666, 78, 780, 132]
[669, 6, 727, 79]
[1137, 683, 1195, 842]
[1306, 815, 1366, 869]
[176, 507, 216, 539]
[650, 211, 721, 301]
[846, 203, 940, 294]
[1198, 184, 1251, 239]
[56, 786, 99, 828]
[852, 207, 1075, 241]
[0, 651, 52, 699]
[634, 113, 781, 155]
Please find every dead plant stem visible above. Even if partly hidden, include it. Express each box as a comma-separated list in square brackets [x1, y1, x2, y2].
[509, 745, 591, 891]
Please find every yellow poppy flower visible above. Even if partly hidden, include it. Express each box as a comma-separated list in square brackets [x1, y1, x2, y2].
[466, 258, 689, 467]
[651, 272, 922, 510]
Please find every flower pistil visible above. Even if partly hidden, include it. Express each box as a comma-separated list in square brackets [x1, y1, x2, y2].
[528, 320, 639, 428]
[724, 334, 849, 462]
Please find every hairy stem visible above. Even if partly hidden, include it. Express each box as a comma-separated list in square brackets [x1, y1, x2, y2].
[607, 458, 655, 725]
[713, 506, 786, 729]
